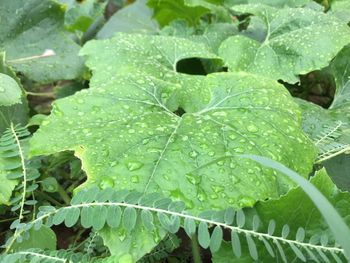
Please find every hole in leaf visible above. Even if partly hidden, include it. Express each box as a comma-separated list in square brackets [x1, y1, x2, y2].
[279, 70, 335, 109]
[173, 107, 186, 117]
[176, 58, 224, 75]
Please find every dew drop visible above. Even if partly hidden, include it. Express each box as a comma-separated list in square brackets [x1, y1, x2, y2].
[189, 150, 198, 158]
[142, 139, 150, 145]
[208, 151, 215, 157]
[247, 124, 259, 133]
[185, 173, 200, 185]
[211, 185, 224, 193]
[131, 176, 139, 183]
[126, 161, 144, 171]
[99, 177, 114, 189]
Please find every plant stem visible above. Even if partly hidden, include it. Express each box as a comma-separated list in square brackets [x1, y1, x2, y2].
[57, 184, 71, 205]
[0, 217, 18, 223]
[36, 191, 63, 207]
[191, 234, 202, 263]
[26, 91, 55, 98]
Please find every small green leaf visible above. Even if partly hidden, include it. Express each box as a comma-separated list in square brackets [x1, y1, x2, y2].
[184, 217, 196, 238]
[261, 237, 275, 258]
[106, 206, 122, 228]
[154, 198, 172, 210]
[92, 206, 108, 231]
[236, 210, 245, 228]
[296, 227, 305, 242]
[246, 234, 258, 260]
[267, 219, 276, 236]
[96, 188, 114, 202]
[198, 221, 210, 249]
[0, 73, 22, 107]
[281, 224, 290, 238]
[168, 201, 186, 212]
[157, 213, 180, 233]
[305, 247, 320, 263]
[64, 207, 80, 227]
[224, 208, 235, 225]
[210, 226, 223, 253]
[331, 251, 344, 263]
[318, 249, 331, 263]
[123, 207, 137, 231]
[252, 215, 260, 231]
[52, 209, 68, 225]
[290, 243, 306, 262]
[41, 177, 59, 193]
[141, 209, 154, 230]
[230, 231, 241, 258]
[275, 240, 287, 263]
[320, 233, 329, 246]
[80, 206, 93, 228]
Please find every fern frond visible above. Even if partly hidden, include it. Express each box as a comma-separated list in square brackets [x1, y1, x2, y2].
[7, 187, 347, 262]
[0, 248, 87, 263]
[10, 123, 28, 222]
[140, 234, 180, 263]
[1, 124, 40, 253]
[313, 121, 350, 163]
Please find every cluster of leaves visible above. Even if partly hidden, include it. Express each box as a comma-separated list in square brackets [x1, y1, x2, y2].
[1, 0, 350, 262]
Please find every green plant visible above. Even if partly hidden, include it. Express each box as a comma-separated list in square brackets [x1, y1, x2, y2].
[1, 0, 350, 262]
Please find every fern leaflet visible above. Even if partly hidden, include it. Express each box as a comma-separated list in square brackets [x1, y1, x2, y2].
[5, 187, 347, 262]
[313, 121, 350, 162]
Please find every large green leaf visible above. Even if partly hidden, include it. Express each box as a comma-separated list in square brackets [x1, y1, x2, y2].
[330, 44, 350, 110]
[0, 73, 21, 107]
[329, 0, 350, 22]
[325, 154, 350, 192]
[0, 0, 84, 83]
[0, 54, 28, 135]
[100, 218, 166, 261]
[147, 0, 210, 26]
[30, 33, 316, 258]
[97, 0, 159, 39]
[59, 0, 106, 33]
[0, 170, 17, 206]
[11, 226, 57, 252]
[225, 0, 312, 8]
[219, 4, 350, 83]
[161, 22, 238, 54]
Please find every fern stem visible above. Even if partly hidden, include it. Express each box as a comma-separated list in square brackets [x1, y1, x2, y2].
[26, 91, 55, 98]
[5, 123, 28, 253]
[10, 123, 27, 222]
[12, 202, 345, 257]
[315, 121, 343, 146]
[191, 234, 202, 263]
[15, 251, 66, 262]
[36, 191, 63, 207]
[57, 184, 71, 205]
[0, 217, 18, 223]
